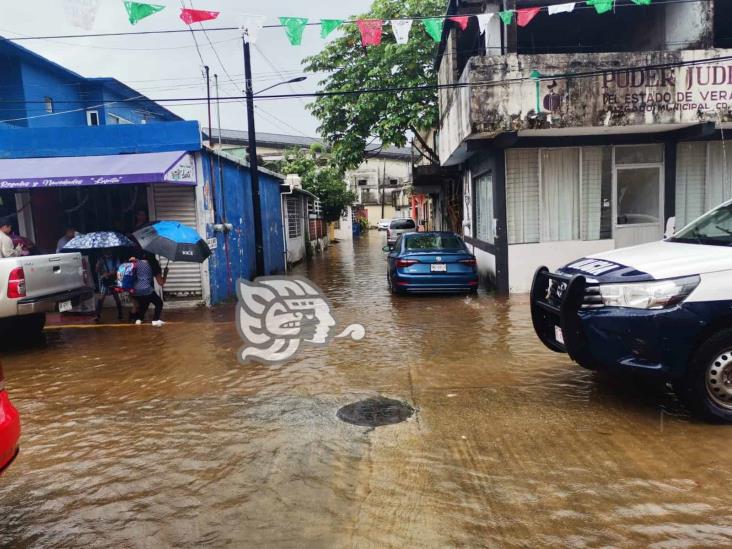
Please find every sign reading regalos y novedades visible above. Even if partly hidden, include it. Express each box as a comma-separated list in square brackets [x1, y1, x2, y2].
[600, 63, 732, 113]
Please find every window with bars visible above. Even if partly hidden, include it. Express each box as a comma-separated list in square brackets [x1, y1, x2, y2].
[286, 196, 303, 238]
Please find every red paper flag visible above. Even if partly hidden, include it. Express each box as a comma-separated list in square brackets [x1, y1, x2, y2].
[180, 8, 219, 25]
[517, 7, 541, 27]
[356, 19, 383, 47]
[448, 16, 469, 31]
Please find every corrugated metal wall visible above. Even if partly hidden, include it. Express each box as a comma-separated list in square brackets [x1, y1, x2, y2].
[202, 152, 285, 304]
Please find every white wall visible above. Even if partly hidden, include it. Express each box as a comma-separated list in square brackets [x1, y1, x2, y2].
[473, 246, 496, 285]
[508, 240, 616, 293]
[334, 206, 353, 241]
[664, 2, 708, 49]
[287, 235, 306, 264]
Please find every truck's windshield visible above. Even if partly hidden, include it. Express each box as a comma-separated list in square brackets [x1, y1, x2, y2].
[672, 204, 732, 246]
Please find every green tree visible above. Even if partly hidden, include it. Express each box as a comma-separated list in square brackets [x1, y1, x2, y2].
[304, 0, 443, 171]
[279, 148, 357, 223]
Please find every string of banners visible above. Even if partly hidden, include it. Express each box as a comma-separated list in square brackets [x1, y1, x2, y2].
[65, 1, 656, 45]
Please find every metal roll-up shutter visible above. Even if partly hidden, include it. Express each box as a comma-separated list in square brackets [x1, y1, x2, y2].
[152, 184, 203, 299]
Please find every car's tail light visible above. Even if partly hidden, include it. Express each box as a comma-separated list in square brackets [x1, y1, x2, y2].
[459, 258, 477, 266]
[7, 267, 26, 299]
[396, 259, 419, 267]
[387, 229, 391, 238]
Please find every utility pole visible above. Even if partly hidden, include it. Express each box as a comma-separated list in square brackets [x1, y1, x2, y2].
[242, 36, 265, 277]
[380, 162, 386, 219]
[204, 66, 218, 225]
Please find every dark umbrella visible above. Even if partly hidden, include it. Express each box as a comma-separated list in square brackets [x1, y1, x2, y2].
[132, 221, 211, 263]
[63, 231, 135, 251]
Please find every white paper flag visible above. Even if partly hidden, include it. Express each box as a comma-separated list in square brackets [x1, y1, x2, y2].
[64, 0, 101, 31]
[475, 13, 494, 36]
[547, 3, 576, 15]
[390, 20, 413, 45]
[239, 15, 267, 44]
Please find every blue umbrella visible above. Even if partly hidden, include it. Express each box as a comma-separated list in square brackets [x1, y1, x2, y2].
[63, 231, 135, 251]
[133, 221, 211, 263]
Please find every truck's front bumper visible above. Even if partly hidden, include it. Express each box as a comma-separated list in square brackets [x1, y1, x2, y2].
[530, 267, 703, 379]
[17, 287, 93, 315]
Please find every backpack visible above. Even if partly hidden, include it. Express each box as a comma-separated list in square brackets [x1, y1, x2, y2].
[116, 261, 138, 293]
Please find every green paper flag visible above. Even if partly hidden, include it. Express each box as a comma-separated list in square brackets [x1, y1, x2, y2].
[320, 19, 343, 39]
[631, 0, 651, 4]
[422, 18, 444, 43]
[280, 17, 309, 46]
[499, 11, 514, 25]
[587, 0, 614, 14]
[124, 1, 164, 25]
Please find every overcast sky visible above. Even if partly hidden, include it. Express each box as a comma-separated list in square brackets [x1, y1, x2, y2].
[1, 0, 374, 137]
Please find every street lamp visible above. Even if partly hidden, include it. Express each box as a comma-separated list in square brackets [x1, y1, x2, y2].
[254, 76, 307, 96]
[242, 35, 308, 277]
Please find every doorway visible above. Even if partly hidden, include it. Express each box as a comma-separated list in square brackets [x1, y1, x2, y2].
[613, 146, 664, 248]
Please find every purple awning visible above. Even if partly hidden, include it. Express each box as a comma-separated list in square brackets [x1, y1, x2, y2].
[0, 151, 197, 190]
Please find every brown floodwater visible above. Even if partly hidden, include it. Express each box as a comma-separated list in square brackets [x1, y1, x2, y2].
[1, 234, 731, 548]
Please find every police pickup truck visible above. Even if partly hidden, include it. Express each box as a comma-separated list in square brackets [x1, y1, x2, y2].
[531, 200, 732, 423]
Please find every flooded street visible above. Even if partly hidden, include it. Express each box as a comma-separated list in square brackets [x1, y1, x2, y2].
[1, 233, 731, 548]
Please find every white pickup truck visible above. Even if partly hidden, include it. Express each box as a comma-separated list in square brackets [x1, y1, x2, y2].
[0, 253, 93, 337]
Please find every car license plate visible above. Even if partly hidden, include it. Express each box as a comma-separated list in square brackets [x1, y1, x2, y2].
[59, 300, 73, 313]
[554, 326, 565, 345]
[431, 263, 447, 272]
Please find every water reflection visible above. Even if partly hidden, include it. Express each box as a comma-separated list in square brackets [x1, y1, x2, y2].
[0, 233, 730, 547]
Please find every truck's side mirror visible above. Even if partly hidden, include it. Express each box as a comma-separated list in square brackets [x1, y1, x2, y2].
[382, 245, 392, 252]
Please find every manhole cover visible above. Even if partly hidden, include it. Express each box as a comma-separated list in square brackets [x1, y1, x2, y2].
[337, 397, 414, 427]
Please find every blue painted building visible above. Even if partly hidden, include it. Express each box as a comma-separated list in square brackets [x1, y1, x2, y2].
[0, 37, 284, 306]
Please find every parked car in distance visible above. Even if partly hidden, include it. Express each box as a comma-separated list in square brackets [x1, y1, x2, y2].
[384, 232, 479, 294]
[531, 199, 732, 423]
[0, 360, 20, 474]
[386, 218, 417, 245]
[0, 252, 92, 339]
[377, 219, 391, 231]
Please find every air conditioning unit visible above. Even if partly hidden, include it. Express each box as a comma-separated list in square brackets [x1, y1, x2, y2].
[285, 174, 303, 190]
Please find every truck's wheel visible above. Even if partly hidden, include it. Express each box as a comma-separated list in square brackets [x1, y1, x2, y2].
[674, 329, 732, 423]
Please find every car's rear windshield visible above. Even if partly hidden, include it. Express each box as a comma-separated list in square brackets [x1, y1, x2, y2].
[404, 235, 464, 251]
[390, 219, 416, 229]
[671, 203, 732, 246]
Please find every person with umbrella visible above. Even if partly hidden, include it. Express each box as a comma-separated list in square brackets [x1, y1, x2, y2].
[94, 249, 123, 322]
[129, 252, 168, 327]
[62, 231, 135, 322]
[130, 221, 210, 326]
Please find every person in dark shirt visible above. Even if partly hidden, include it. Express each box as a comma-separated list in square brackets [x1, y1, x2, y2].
[129, 253, 168, 326]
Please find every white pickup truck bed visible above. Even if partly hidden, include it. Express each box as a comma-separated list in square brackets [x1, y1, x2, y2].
[0, 253, 93, 335]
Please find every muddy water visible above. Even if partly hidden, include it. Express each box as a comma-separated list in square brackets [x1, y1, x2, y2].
[1, 234, 731, 548]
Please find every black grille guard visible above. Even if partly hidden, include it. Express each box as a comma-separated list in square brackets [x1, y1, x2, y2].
[530, 267, 597, 367]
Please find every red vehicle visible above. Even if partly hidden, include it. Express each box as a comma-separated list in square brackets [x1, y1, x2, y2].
[0, 360, 20, 473]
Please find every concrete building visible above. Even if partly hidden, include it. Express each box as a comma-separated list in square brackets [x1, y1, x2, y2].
[0, 39, 285, 306]
[436, 0, 732, 294]
[204, 129, 413, 229]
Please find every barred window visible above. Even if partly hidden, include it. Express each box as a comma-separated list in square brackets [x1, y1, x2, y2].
[287, 196, 303, 238]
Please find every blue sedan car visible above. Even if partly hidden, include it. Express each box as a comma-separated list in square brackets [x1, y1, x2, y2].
[384, 232, 479, 294]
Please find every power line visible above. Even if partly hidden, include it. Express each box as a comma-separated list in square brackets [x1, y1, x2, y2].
[2, 52, 731, 123]
[0, 0, 713, 43]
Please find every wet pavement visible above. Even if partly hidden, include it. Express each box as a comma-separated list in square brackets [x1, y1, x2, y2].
[1, 233, 732, 548]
